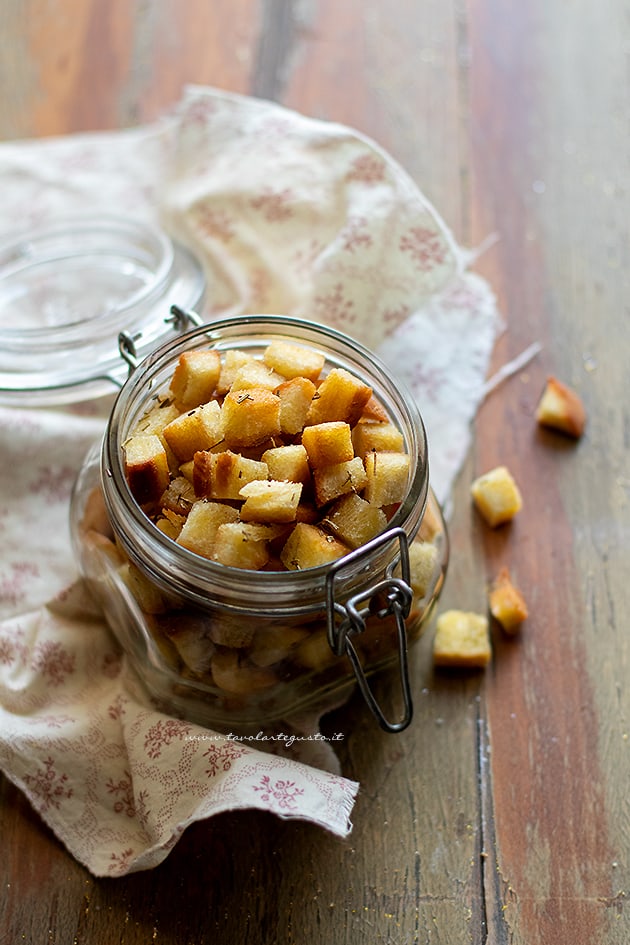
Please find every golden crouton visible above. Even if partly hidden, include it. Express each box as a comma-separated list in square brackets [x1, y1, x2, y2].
[364, 451, 411, 506]
[359, 394, 390, 423]
[352, 421, 404, 458]
[155, 511, 186, 541]
[280, 522, 350, 570]
[169, 349, 221, 409]
[175, 500, 239, 558]
[209, 614, 257, 648]
[118, 561, 168, 614]
[211, 648, 276, 694]
[312, 456, 368, 507]
[134, 399, 180, 437]
[263, 339, 326, 382]
[212, 522, 272, 570]
[163, 400, 223, 461]
[124, 434, 171, 505]
[323, 492, 387, 549]
[221, 388, 282, 449]
[216, 349, 256, 395]
[536, 376, 586, 439]
[160, 476, 196, 516]
[433, 610, 492, 668]
[248, 623, 309, 667]
[301, 420, 354, 467]
[408, 540, 439, 599]
[470, 465, 523, 528]
[160, 613, 216, 673]
[193, 449, 269, 500]
[417, 497, 443, 541]
[229, 359, 285, 392]
[276, 376, 316, 435]
[293, 628, 339, 669]
[239, 479, 303, 522]
[488, 566, 528, 633]
[262, 444, 311, 484]
[306, 367, 373, 426]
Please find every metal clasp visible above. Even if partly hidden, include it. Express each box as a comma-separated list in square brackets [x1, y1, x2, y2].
[325, 527, 414, 733]
[167, 303, 203, 331]
[115, 305, 204, 383]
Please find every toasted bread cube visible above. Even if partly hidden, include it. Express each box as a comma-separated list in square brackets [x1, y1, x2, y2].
[176, 500, 239, 558]
[161, 613, 216, 673]
[263, 339, 326, 382]
[155, 511, 186, 541]
[212, 522, 272, 570]
[179, 460, 195, 482]
[239, 479, 302, 522]
[433, 610, 491, 668]
[324, 492, 387, 549]
[276, 376, 317, 435]
[280, 522, 349, 570]
[163, 400, 223, 462]
[134, 399, 181, 437]
[418, 496, 443, 542]
[489, 566, 528, 634]
[193, 449, 268, 500]
[408, 540, 439, 599]
[262, 444, 311, 484]
[352, 421, 404, 458]
[536, 376, 586, 439]
[124, 434, 171, 505]
[294, 628, 338, 669]
[216, 349, 256, 395]
[83, 530, 127, 571]
[119, 561, 168, 614]
[169, 349, 221, 409]
[80, 487, 115, 542]
[211, 648, 276, 694]
[248, 623, 309, 667]
[209, 614, 256, 648]
[301, 420, 354, 467]
[160, 476, 196, 516]
[364, 451, 411, 506]
[471, 465, 523, 527]
[229, 359, 285, 392]
[359, 394, 390, 422]
[221, 388, 281, 449]
[313, 456, 368, 507]
[305, 367, 373, 426]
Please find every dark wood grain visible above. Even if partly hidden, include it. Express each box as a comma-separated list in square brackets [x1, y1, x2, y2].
[1, 0, 629, 942]
[468, 1, 630, 942]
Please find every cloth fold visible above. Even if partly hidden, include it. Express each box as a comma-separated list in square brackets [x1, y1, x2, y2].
[0, 86, 499, 876]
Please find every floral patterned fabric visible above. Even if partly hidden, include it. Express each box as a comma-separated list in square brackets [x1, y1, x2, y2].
[0, 86, 499, 876]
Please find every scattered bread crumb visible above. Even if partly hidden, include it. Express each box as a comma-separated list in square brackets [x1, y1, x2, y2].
[433, 610, 492, 668]
[536, 376, 586, 439]
[470, 465, 523, 528]
[488, 566, 528, 634]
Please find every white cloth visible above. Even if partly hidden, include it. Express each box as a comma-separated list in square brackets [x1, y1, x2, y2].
[0, 86, 499, 876]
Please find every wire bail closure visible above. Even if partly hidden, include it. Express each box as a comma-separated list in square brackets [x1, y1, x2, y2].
[116, 305, 203, 380]
[325, 527, 414, 733]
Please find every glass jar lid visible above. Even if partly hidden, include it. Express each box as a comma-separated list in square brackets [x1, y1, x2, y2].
[0, 215, 206, 405]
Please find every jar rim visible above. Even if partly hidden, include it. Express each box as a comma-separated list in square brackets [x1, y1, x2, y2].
[103, 313, 430, 612]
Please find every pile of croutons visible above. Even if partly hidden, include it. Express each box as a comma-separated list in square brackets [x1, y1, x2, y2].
[123, 339, 413, 572]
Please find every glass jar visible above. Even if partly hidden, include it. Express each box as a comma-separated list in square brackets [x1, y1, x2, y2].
[70, 313, 448, 733]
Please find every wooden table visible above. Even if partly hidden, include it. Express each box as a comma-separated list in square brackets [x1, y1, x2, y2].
[1, 2, 629, 942]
